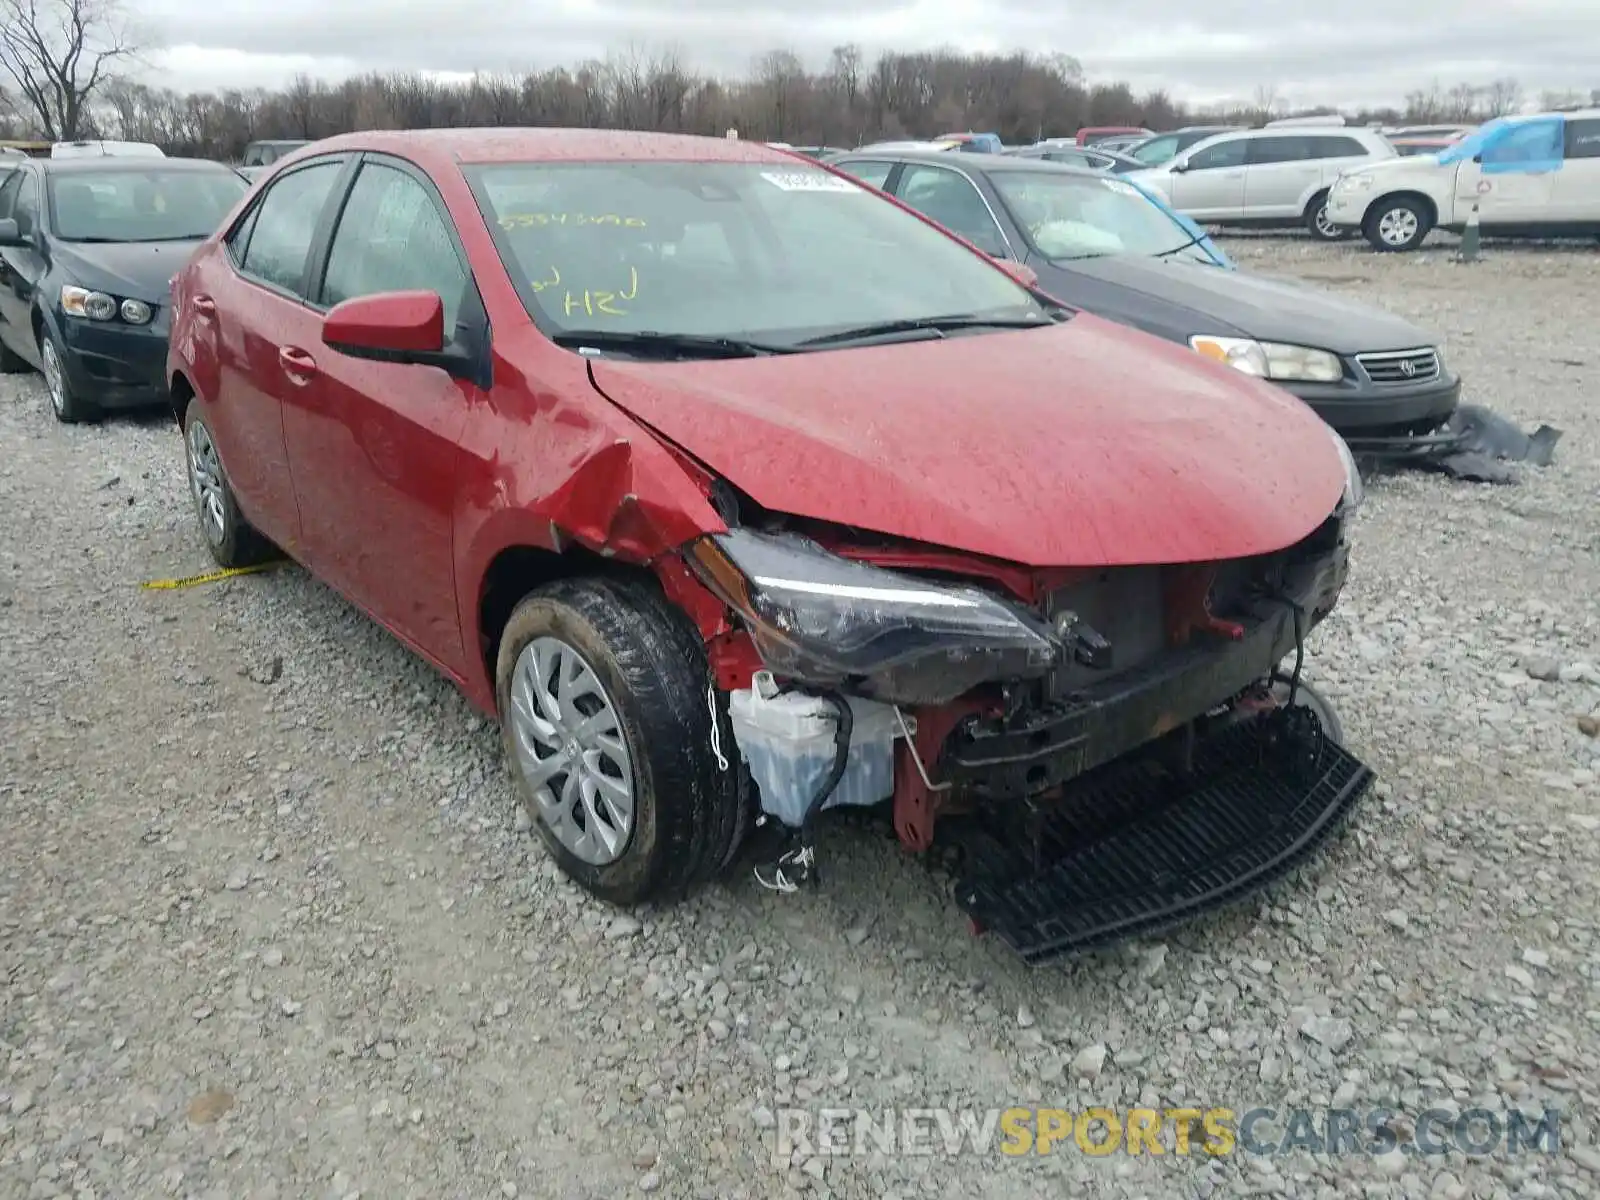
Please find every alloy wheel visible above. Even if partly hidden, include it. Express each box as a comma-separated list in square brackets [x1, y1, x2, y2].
[508, 635, 635, 866]
[186, 420, 227, 545]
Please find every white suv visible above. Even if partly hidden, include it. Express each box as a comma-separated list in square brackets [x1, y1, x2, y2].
[1125, 127, 1396, 241]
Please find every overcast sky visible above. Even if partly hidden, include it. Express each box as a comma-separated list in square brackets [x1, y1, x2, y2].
[137, 0, 1598, 110]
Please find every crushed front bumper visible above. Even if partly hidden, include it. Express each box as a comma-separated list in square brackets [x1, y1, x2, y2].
[939, 531, 1349, 802]
[949, 709, 1373, 962]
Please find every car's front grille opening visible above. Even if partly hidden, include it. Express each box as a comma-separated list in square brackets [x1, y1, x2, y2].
[1355, 346, 1440, 384]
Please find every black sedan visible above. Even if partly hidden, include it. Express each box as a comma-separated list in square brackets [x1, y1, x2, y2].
[828, 150, 1463, 455]
[0, 156, 248, 423]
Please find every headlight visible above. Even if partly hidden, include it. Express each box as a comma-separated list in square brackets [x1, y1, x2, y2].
[119, 298, 152, 324]
[1190, 336, 1343, 384]
[687, 528, 1059, 705]
[1329, 427, 1364, 514]
[1335, 172, 1375, 191]
[61, 285, 117, 321]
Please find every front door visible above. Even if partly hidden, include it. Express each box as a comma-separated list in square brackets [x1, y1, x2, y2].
[1167, 137, 1249, 220]
[0, 169, 45, 367]
[1463, 117, 1562, 226]
[282, 154, 479, 674]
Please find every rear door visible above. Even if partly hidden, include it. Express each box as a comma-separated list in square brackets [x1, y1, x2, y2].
[203, 155, 350, 549]
[1550, 117, 1600, 223]
[1167, 136, 1248, 219]
[1240, 135, 1319, 218]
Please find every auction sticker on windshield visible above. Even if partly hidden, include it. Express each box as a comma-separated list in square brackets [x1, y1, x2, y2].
[760, 171, 862, 193]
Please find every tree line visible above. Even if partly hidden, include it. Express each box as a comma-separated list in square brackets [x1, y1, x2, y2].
[2, 0, 1596, 160]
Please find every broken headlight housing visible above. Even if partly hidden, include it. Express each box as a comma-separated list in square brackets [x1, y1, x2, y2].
[688, 528, 1060, 705]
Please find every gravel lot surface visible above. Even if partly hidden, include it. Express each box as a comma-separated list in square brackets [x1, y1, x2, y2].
[3, 238, 1599, 1200]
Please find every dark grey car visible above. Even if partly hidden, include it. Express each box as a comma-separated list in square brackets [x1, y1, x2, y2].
[828, 151, 1462, 453]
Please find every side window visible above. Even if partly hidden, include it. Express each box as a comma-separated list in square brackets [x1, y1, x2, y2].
[1246, 137, 1313, 165]
[0, 169, 21, 219]
[1564, 118, 1600, 160]
[320, 161, 468, 332]
[13, 173, 39, 236]
[1482, 121, 1563, 169]
[1132, 135, 1179, 164]
[1312, 136, 1368, 158]
[1186, 139, 1249, 170]
[895, 164, 1007, 256]
[238, 160, 343, 295]
[225, 202, 261, 266]
[834, 160, 894, 190]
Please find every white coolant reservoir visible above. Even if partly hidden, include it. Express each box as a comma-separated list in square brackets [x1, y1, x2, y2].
[726, 672, 909, 829]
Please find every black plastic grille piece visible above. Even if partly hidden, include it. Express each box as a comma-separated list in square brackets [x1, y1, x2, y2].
[948, 717, 1374, 964]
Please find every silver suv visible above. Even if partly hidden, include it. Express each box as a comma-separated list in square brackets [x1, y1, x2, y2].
[1125, 127, 1396, 241]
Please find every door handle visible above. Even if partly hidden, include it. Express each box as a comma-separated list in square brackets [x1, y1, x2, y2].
[278, 345, 317, 383]
[192, 294, 216, 316]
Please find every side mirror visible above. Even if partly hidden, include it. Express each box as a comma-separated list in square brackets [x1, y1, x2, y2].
[0, 218, 21, 247]
[1169, 159, 1189, 173]
[1470, 153, 1482, 164]
[996, 258, 1038, 288]
[323, 290, 448, 363]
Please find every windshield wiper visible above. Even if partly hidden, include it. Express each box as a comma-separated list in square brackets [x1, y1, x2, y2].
[793, 313, 1053, 349]
[550, 329, 793, 359]
[1154, 232, 1209, 258]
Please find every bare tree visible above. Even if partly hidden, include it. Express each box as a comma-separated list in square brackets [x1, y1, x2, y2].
[0, 0, 140, 140]
[1479, 77, 1522, 117]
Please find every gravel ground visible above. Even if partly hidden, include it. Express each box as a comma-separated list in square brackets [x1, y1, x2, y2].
[2, 238, 1599, 1200]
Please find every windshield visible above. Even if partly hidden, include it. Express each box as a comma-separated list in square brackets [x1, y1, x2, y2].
[48, 168, 248, 242]
[466, 161, 1048, 345]
[990, 172, 1208, 262]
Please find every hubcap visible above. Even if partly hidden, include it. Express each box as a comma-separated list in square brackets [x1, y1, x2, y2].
[186, 420, 227, 544]
[41, 339, 65, 414]
[508, 636, 635, 866]
[1314, 205, 1338, 238]
[1377, 208, 1419, 246]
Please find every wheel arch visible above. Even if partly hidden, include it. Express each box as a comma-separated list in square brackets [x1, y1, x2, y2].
[1366, 189, 1439, 229]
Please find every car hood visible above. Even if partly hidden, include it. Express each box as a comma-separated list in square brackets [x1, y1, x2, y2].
[1049, 255, 1439, 354]
[584, 313, 1345, 568]
[53, 239, 203, 304]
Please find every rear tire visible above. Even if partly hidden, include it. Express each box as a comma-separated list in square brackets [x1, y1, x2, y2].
[495, 576, 750, 907]
[1362, 197, 1431, 252]
[1304, 191, 1347, 242]
[181, 403, 275, 568]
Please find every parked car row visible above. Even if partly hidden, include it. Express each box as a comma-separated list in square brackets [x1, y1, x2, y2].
[828, 148, 1461, 455]
[1, 127, 1375, 958]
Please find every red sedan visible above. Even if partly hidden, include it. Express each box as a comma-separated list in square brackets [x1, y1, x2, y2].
[166, 129, 1371, 962]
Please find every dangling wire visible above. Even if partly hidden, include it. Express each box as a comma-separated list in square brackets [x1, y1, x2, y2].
[707, 681, 729, 771]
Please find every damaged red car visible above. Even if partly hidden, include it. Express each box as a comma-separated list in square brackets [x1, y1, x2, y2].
[166, 130, 1374, 963]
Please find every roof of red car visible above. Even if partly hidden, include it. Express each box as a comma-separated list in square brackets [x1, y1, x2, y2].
[301, 127, 802, 166]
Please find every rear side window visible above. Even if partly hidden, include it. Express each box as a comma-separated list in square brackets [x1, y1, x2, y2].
[1246, 137, 1314, 165]
[834, 160, 894, 189]
[237, 160, 343, 295]
[1311, 136, 1369, 158]
[1565, 118, 1600, 160]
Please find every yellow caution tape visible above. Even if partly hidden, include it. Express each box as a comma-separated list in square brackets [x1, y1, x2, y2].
[141, 562, 281, 590]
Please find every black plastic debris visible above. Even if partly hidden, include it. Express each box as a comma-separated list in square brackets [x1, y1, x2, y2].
[1356, 404, 1563, 485]
[946, 713, 1373, 964]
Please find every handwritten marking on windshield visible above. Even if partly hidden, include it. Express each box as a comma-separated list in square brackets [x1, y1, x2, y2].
[560, 267, 640, 318]
[500, 212, 647, 229]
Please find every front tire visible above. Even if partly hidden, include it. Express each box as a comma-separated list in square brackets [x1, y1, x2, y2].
[40, 326, 99, 424]
[1362, 197, 1432, 252]
[496, 577, 749, 907]
[1304, 191, 1348, 242]
[182, 404, 274, 567]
